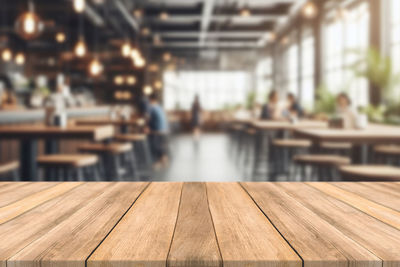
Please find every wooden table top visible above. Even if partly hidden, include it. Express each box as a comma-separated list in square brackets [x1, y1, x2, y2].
[0, 125, 114, 141]
[295, 124, 400, 144]
[1, 182, 399, 267]
[74, 118, 139, 126]
[252, 119, 328, 130]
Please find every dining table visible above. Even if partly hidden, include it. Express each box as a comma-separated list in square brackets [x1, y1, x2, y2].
[295, 124, 400, 163]
[0, 181, 399, 267]
[0, 125, 114, 180]
[74, 118, 141, 134]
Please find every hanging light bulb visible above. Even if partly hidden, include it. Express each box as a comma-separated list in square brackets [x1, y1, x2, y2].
[163, 52, 171, 62]
[134, 57, 146, 68]
[159, 11, 169, 20]
[141, 27, 150, 36]
[56, 32, 66, 43]
[89, 58, 103, 76]
[74, 38, 87, 57]
[302, 1, 317, 19]
[15, 53, 25, 65]
[126, 76, 136, 85]
[114, 75, 125, 85]
[121, 42, 131, 57]
[133, 9, 143, 18]
[240, 6, 251, 17]
[130, 48, 140, 60]
[154, 80, 163, 90]
[1, 49, 12, 62]
[143, 85, 153, 95]
[73, 0, 85, 13]
[15, 1, 43, 40]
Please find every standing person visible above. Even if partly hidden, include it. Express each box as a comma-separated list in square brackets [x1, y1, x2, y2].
[260, 90, 282, 120]
[147, 93, 169, 169]
[191, 94, 202, 138]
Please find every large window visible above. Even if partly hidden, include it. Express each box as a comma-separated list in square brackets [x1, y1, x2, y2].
[323, 2, 370, 108]
[255, 57, 273, 102]
[301, 28, 315, 109]
[287, 43, 299, 95]
[163, 71, 251, 111]
[390, 0, 400, 98]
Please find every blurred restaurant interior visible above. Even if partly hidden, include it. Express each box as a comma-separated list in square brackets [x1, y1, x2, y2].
[1, 0, 400, 182]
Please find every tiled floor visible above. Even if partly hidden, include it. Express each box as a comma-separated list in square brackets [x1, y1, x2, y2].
[152, 133, 252, 181]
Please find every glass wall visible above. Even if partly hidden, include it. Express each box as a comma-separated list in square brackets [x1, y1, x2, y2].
[300, 28, 315, 109]
[255, 57, 273, 103]
[163, 71, 251, 111]
[323, 2, 370, 108]
[390, 0, 400, 98]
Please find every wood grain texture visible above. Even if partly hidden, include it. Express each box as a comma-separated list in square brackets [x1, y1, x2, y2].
[252, 120, 327, 130]
[0, 183, 112, 267]
[8, 182, 149, 267]
[0, 182, 60, 207]
[206, 183, 301, 267]
[242, 182, 380, 267]
[167, 182, 221, 267]
[276, 183, 400, 267]
[308, 182, 400, 230]
[332, 182, 400, 212]
[88, 182, 183, 267]
[0, 182, 82, 224]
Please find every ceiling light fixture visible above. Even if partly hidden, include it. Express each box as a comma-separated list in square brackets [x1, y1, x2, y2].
[74, 37, 87, 57]
[154, 80, 163, 90]
[73, 0, 85, 13]
[1, 48, 12, 62]
[114, 75, 125, 85]
[163, 52, 171, 62]
[240, 6, 251, 17]
[89, 58, 103, 76]
[15, 0, 43, 40]
[159, 11, 169, 20]
[121, 42, 131, 57]
[15, 52, 25, 65]
[133, 9, 143, 18]
[126, 76, 136, 85]
[143, 85, 153, 95]
[302, 1, 317, 19]
[56, 32, 66, 43]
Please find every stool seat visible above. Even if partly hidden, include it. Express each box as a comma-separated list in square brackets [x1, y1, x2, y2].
[320, 142, 352, 150]
[116, 134, 147, 142]
[79, 143, 132, 154]
[374, 145, 400, 155]
[293, 154, 350, 166]
[273, 139, 312, 148]
[0, 161, 19, 174]
[340, 165, 400, 181]
[37, 154, 98, 168]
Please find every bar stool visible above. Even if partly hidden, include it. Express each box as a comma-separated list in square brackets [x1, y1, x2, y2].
[78, 142, 138, 181]
[292, 154, 350, 181]
[115, 134, 152, 178]
[319, 142, 352, 155]
[373, 145, 400, 165]
[37, 154, 99, 181]
[0, 161, 19, 181]
[271, 139, 312, 179]
[339, 165, 400, 181]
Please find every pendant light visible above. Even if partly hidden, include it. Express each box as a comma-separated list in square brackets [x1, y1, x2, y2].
[89, 57, 103, 76]
[130, 48, 140, 61]
[121, 42, 131, 57]
[126, 76, 136, 85]
[114, 75, 125, 85]
[56, 32, 66, 43]
[134, 57, 146, 68]
[15, 0, 43, 40]
[15, 52, 26, 65]
[1, 48, 12, 62]
[302, 1, 317, 19]
[163, 52, 171, 62]
[154, 80, 163, 90]
[143, 85, 153, 95]
[74, 37, 87, 57]
[73, 0, 85, 13]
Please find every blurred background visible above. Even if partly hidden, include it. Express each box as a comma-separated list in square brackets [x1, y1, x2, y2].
[1, 0, 400, 182]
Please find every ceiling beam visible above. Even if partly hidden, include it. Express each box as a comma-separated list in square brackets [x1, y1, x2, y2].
[112, 0, 140, 32]
[155, 31, 268, 38]
[149, 14, 284, 23]
[152, 41, 261, 48]
[199, 0, 216, 45]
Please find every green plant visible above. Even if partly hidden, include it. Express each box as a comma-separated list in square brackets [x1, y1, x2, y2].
[314, 84, 337, 116]
[359, 104, 386, 123]
[245, 90, 256, 110]
[349, 47, 400, 102]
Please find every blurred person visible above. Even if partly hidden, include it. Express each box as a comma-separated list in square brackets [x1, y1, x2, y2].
[191, 94, 202, 137]
[286, 93, 304, 119]
[147, 93, 170, 169]
[260, 90, 282, 120]
[336, 92, 357, 129]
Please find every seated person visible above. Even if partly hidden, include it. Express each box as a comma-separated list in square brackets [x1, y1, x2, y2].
[260, 90, 283, 120]
[285, 93, 304, 119]
[336, 92, 357, 129]
[147, 93, 169, 169]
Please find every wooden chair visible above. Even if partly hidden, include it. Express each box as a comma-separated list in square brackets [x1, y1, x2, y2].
[293, 154, 351, 181]
[0, 161, 19, 181]
[115, 134, 152, 178]
[78, 142, 138, 180]
[37, 154, 99, 181]
[340, 165, 400, 181]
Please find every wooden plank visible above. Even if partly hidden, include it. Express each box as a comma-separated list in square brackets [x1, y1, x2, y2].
[308, 183, 400, 230]
[88, 182, 183, 267]
[0, 182, 82, 224]
[206, 183, 301, 267]
[242, 182, 381, 267]
[167, 182, 221, 267]
[0, 182, 60, 207]
[8, 182, 149, 267]
[276, 183, 400, 267]
[332, 182, 400, 212]
[0, 183, 112, 267]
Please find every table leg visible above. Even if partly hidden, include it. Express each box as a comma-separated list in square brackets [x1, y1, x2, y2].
[351, 144, 369, 164]
[121, 125, 129, 134]
[45, 139, 59, 154]
[20, 139, 38, 181]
